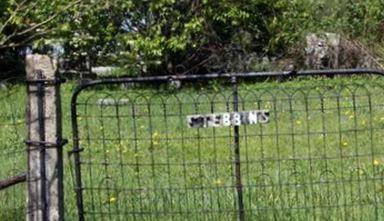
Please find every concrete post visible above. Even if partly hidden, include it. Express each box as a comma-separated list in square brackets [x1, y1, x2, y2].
[26, 54, 64, 221]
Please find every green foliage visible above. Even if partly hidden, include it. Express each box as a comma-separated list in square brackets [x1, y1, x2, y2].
[341, 0, 384, 42]
[1, 0, 384, 76]
[114, 0, 285, 74]
[0, 0, 290, 75]
[267, 0, 384, 62]
[0, 0, 77, 49]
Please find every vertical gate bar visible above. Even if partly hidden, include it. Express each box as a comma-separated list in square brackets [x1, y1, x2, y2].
[231, 76, 245, 221]
[36, 72, 48, 221]
[71, 96, 85, 221]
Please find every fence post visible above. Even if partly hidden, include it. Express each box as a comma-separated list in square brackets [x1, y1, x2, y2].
[26, 54, 64, 221]
[231, 76, 245, 221]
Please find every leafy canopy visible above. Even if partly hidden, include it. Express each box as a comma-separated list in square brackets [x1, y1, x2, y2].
[1, 0, 383, 75]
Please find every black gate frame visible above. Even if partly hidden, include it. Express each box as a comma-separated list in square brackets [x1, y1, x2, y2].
[70, 68, 384, 221]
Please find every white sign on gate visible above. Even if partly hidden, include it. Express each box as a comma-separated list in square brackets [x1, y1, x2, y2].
[187, 110, 269, 128]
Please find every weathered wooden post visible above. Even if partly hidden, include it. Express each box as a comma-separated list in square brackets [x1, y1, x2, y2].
[26, 54, 65, 221]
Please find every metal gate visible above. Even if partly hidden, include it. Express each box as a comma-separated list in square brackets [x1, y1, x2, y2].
[70, 69, 384, 220]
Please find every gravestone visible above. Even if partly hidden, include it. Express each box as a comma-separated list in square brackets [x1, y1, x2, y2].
[305, 33, 381, 69]
[305, 33, 341, 69]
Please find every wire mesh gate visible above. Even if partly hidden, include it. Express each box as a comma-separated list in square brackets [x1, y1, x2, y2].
[70, 69, 384, 220]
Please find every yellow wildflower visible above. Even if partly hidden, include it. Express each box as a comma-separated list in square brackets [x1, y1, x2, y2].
[296, 120, 302, 125]
[213, 179, 223, 186]
[109, 197, 117, 203]
[373, 159, 380, 166]
[342, 141, 348, 147]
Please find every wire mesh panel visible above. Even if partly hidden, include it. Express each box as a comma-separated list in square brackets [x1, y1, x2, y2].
[0, 78, 26, 220]
[238, 81, 384, 220]
[72, 87, 239, 220]
[71, 72, 384, 221]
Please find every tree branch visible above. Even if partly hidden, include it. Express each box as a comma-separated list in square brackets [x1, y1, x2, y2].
[15, 0, 82, 37]
[0, 0, 29, 34]
[0, 0, 81, 48]
[0, 28, 53, 49]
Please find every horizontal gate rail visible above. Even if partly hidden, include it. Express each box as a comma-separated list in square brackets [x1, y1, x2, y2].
[72, 68, 384, 92]
[0, 173, 26, 190]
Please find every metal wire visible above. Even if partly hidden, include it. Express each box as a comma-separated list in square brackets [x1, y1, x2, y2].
[0, 77, 27, 220]
[71, 70, 384, 220]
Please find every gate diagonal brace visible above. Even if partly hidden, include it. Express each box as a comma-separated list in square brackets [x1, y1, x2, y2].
[25, 139, 68, 151]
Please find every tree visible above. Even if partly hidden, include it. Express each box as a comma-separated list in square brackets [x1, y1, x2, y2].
[0, 0, 81, 50]
[0, 0, 82, 78]
[111, 0, 285, 75]
[2, 0, 384, 78]
[2, 0, 293, 76]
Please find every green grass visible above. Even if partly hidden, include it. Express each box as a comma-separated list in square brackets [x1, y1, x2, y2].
[2, 76, 384, 220]
[0, 84, 27, 221]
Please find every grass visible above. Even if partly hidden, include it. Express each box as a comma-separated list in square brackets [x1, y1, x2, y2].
[0, 83, 27, 221]
[2, 75, 384, 220]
